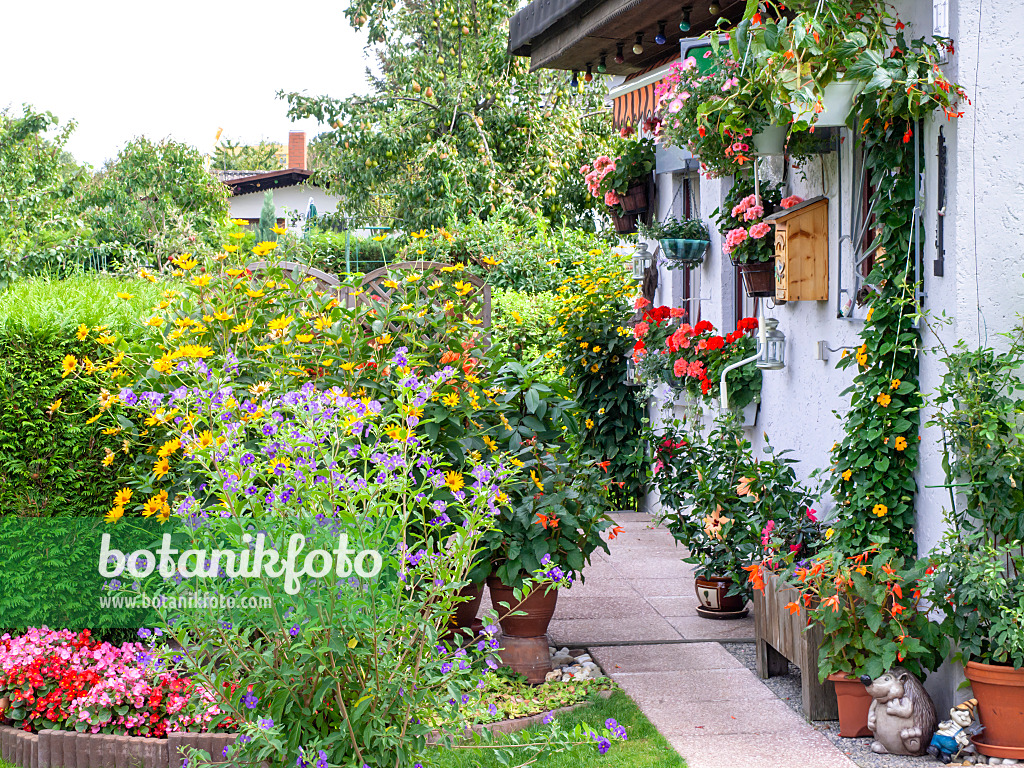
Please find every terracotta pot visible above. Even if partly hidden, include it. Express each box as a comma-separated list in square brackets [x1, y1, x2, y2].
[737, 260, 776, 297]
[694, 575, 746, 613]
[965, 661, 1024, 752]
[828, 673, 873, 737]
[620, 182, 649, 213]
[451, 583, 484, 634]
[487, 577, 558, 638]
[610, 210, 638, 234]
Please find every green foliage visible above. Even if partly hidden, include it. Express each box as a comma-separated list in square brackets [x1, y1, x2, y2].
[254, 191, 277, 245]
[789, 549, 949, 681]
[640, 216, 709, 242]
[283, 0, 614, 229]
[0, 105, 88, 288]
[299, 228, 400, 275]
[490, 289, 561, 381]
[78, 136, 230, 267]
[428, 689, 685, 768]
[711, 175, 783, 265]
[211, 137, 284, 171]
[829, 120, 921, 555]
[554, 251, 646, 508]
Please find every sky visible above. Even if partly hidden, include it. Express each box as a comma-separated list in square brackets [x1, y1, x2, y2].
[3, 0, 370, 168]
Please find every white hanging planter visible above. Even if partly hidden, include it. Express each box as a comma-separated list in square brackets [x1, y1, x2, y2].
[794, 81, 864, 127]
[740, 400, 758, 427]
[752, 125, 788, 155]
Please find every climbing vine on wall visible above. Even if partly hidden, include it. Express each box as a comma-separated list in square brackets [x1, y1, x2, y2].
[828, 120, 923, 555]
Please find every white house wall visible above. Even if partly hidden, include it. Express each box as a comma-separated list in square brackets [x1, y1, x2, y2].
[228, 183, 343, 226]
[648, 0, 1024, 714]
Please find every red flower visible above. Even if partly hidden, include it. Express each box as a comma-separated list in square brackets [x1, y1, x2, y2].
[903, 126, 913, 143]
[694, 320, 714, 334]
[703, 335, 725, 351]
[700, 378, 712, 395]
[736, 316, 759, 332]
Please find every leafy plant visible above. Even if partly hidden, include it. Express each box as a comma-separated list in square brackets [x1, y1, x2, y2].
[254, 191, 277, 245]
[580, 135, 655, 211]
[781, 548, 949, 681]
[640, 217, 709, 242]
[490, 289, 562, 382]
[711, 175, 783, 265]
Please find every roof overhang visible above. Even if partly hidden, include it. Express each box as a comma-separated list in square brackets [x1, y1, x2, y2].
[222, 169, 314, 196]
[508, 0, 747, 75]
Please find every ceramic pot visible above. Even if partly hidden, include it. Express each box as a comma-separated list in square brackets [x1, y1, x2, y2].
[795, 81, 864, 127]
[660, 238, 710, 266]
[828, 673, 873, 737]
[964, 661, 1024, 755]
[620, 181, 649, 213]
[487, 577, 559, 638]
[752, 125, 788, 155]
[694, 575, 746, 613]
[736, 261, 776, 297]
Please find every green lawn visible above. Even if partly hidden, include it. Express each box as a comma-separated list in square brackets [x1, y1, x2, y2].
[426, 689, 685, 768]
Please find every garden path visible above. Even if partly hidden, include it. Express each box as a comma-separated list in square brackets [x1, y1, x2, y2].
[544, 512, 859, 768]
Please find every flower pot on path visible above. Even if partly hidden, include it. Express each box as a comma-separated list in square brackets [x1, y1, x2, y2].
[695, 575, 748, 619]
[828, 673, 874, 737]
[487, 577, 558, 684]
[965, 660, 1024, 760]
[449, 582, 484, 638]
[753, 570, 838, 721]
[737, 261, 776, 298]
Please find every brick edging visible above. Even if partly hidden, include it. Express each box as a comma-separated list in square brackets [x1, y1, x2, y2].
[0, 724, 236, 768]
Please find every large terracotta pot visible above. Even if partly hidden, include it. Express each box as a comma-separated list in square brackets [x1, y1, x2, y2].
[694, 575, 746, 614]
[487, 577, 558, 638]
[736, 261, 776, 298]
[828, 673, 873, 737]
[965, 660, 1024, 757]
[451, 582, 483, 635]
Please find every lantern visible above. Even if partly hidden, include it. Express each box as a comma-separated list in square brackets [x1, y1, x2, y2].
[631, 242, 653, 280]
[756, 317, 786, 370]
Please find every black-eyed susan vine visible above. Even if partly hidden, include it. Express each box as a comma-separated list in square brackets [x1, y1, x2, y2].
[829, 119, 923, 555]
[554, 248, 647, 507]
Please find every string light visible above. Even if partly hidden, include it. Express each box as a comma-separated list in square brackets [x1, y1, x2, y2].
[584, 63, 593, 82]
[570, 70, 579, 88]
[708, 0, 721, 14]
[679, 7, 691, 31]
[632, 33, 644, 55]
[614, 42, 625, 64]
[597, 54, 607, 73]
[655, 20, 667, 45]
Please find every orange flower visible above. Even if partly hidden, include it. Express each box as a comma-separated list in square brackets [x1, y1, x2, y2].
[536, 513, 558, 529]
[876, 393, 891, 407]
[439, 350, 461, 365]
[784, 601, 801, 616]
[823, 594, 841, 613]
[608, 525, 625, 540]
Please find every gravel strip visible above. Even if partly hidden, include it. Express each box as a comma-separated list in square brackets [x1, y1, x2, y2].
[722, 643, 949, 768]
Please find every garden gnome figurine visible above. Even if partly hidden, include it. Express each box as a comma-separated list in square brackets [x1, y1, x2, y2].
[928, 698, 979, 764]
[861, 667, 938, 756]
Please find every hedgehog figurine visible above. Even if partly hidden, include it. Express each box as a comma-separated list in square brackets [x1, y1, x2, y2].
[861, 667, 938, 756]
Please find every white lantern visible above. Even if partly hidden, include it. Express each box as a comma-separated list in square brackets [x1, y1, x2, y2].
[631, 242, 653, 280]
[756, 318, 786, 370]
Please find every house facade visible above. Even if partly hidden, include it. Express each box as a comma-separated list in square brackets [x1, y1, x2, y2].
[510, 0, 1024, 713]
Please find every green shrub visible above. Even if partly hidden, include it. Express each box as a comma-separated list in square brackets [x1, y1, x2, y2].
[299, 228, 402, 275]
[490, 288, 561, 380]
[0, 275, 162, 517]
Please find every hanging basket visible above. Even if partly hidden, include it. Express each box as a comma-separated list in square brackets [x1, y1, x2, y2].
[752, 125, 788, 156]
[611, 210, 639, 234]
[737, 261, 776, 298]
[620, 181, 649, 214]
[794, 81, 864, 127]
[660, 238, 710, 266]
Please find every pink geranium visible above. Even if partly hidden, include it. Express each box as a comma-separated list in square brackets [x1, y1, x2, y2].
[672, 357, 687, 377]
[742, 205, 764, 221]
[725, 227, 749, 248]
[605, 190, 620, 207]
[749, 222, 772, 239]
[781, 195, 804, 209]
[633, 321, 649, 339]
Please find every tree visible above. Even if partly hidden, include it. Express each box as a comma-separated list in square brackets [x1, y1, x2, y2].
[0, 106, 87, 288]
[255, 191, 277, 243]
[212, 138, 285, 171]
[282, 0, 614, 230]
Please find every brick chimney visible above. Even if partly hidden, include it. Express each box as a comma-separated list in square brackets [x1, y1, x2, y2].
[287, 131, 306, 170]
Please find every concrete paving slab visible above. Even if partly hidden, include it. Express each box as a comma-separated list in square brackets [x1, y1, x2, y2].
[667, 731, 860, 768]
[591, 641, 745, 673]
[645, 595, 703, 617]
[626, 577, 694, 597]
[547, 617, 682, 645]
[626, 696, 814, 736]
[666, 615, 756, 640]
[550, 596, 664, 621]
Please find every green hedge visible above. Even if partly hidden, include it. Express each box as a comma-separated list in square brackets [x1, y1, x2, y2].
[491, 289, 562, 381]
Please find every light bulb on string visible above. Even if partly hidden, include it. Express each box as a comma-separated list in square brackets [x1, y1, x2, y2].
[597, 54, 607, 73]
[708, 0, 721, 15]
[614, 42, 625, 64]
[679, 7, 691, 31]
[655, 21, 667, 45]
[570, 70, 579, 88]
[584, 63, 593, 82]
[632, 33, 644, 55]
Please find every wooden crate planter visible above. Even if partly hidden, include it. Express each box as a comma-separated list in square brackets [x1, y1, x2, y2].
[766, 196, 828, 302]
[753, 570, 838, 721]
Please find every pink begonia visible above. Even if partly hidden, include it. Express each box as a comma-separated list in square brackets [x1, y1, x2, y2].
[579, 164, 590, 176]
[725, 227, 749, 248]
[634, 321, 650, 339]
[749, 222, 772, 239]
[781, 195, 805, 209]
[743, 205, 764, 222]
[605, 190, 621, 207]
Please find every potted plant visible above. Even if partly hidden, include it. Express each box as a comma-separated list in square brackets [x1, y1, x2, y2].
[581, 134, 656, 234]
[785, 548, 949, 737]
[641, 218, 711, 267]
[923, 332, 1024, 759]
[712, 175, 783, 297]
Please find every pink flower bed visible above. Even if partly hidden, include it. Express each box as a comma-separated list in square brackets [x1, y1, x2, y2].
[0, 628, 233, 737]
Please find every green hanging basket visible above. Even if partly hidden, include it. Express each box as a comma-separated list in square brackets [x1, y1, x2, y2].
[660, 238, 710, 266]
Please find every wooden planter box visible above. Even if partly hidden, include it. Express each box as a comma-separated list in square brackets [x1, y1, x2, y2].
[753, 570, 838, 721]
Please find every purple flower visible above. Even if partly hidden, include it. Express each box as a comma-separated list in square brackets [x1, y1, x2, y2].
[315, 750, 328, 768]
[543, 712, 555, 724]
[258, 717, 274, 730]
[590, 732, 612, 754]
[289, 625, 300, 637]
[241, 691, 258, 709]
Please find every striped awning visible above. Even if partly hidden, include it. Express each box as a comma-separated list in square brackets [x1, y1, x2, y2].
[609, 54, 680, 129]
